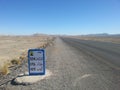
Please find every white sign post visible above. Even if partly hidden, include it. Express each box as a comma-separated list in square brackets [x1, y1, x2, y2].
[28, 49, 45, 75]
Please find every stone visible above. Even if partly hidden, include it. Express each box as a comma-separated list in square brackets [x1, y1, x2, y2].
[12, 69, 52, 85]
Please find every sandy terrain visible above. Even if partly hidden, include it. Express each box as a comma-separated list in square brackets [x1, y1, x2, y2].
[1, 37, 120, 90]
[0, 35, 53, 68]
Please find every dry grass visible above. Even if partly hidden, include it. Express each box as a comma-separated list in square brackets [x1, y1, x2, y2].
[0, 35, 54, 75]
[19, 56, 26, 61]
[11, 59, 21, 65]
[0, 63, 10, 75]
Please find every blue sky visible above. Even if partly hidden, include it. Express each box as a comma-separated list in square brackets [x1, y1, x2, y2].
[0, 0, 120, 35]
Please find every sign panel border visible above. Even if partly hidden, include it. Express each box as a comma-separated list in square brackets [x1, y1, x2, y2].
[28, 49, 46, 75]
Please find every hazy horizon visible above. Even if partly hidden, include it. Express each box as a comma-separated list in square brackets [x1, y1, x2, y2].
[0, 33, 120, 36]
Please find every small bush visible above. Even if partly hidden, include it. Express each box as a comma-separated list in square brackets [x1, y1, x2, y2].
[19, 56, 25, 60]
[0, 64, 10, 75]
[11, 59, 21, 65]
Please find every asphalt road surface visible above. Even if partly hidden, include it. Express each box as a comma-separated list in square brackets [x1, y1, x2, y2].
[3, 37, 120, 90]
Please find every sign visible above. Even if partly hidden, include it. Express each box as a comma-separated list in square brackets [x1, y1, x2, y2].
[28, 49, 45, 75]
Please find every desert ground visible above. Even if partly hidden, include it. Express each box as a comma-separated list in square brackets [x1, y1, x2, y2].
[0, 36, 120, 90]
[0, 35, 54, 75]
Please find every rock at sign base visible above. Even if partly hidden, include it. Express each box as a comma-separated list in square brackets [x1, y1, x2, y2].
[12, 70, 52, 85]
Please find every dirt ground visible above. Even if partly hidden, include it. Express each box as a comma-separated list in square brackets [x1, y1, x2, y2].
[0, 35, 53, 68]
[1, 37, 120, 90]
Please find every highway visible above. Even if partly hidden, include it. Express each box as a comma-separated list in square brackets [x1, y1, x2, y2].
[4, 37, 120, 90]
[62, 37, 120, 69]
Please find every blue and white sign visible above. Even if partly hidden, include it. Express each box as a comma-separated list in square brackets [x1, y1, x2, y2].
[28, 49, 45, 75]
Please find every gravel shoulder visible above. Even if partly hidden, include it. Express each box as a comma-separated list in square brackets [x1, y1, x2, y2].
[0, 37, 120, 90]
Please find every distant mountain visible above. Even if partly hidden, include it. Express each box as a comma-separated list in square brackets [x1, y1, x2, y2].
[32, 33, 48, 36]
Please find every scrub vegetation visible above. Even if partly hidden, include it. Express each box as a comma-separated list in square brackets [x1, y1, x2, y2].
[0, 35, 54, 75]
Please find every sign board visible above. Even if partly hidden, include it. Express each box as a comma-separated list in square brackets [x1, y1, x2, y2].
[28, 49, 45, 75]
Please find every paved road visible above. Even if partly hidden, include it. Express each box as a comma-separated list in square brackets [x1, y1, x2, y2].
[61, 37, 120, 69]
[3, 37, 120, 90]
